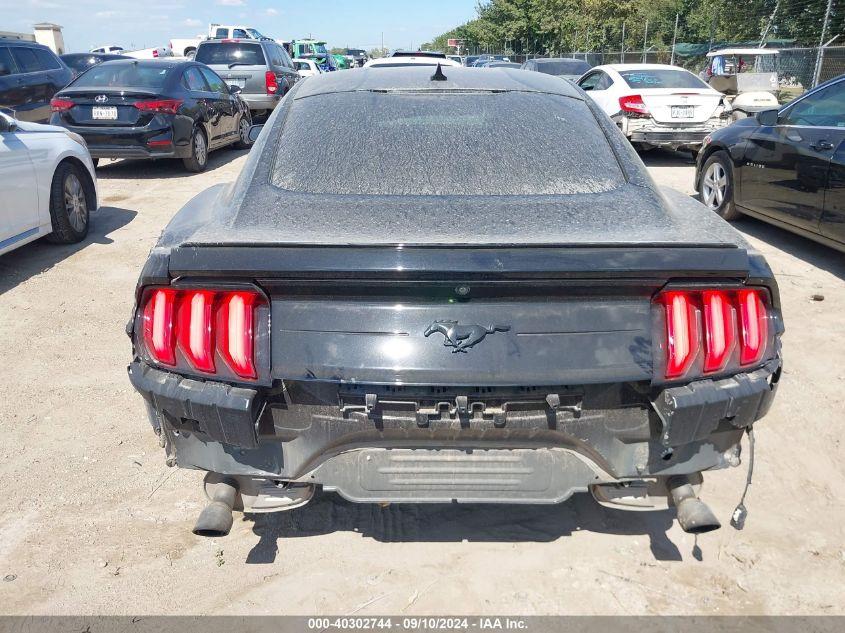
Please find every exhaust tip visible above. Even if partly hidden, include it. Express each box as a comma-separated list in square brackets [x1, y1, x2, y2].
[668, 476, 722, 535]
[193, 477, 238, 537]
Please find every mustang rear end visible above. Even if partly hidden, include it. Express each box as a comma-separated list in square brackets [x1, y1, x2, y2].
[127, 67, 782, 537]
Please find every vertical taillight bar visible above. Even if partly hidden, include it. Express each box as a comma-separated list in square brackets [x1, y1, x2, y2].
[177, 290, 216, 372]
[142, 289, 177, 366]
[216, 291, 258, 379]
[662, 291, 700, 379]
[738, 289, 768, 366]
[702, 290, 736, 373]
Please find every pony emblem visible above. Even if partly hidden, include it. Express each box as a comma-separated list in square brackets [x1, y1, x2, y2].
[424, 320, 510, 353]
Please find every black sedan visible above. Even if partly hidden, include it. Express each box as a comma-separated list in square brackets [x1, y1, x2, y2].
[695, 73, 845, 252]
[49, 59, 252, 172]
[128, 67, 782, 537]
[60, 52, 129, 79]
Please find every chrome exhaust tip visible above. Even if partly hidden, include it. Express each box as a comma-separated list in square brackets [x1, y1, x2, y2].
[668, 475, 721, 534]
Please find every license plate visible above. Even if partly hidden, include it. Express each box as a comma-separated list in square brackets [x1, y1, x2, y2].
[92, 106, 117, 120]
[227, 79, 245, 88]
[671, 105, 694, 118]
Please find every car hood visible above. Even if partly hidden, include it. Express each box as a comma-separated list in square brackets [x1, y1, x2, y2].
[159, 179, 749, 251]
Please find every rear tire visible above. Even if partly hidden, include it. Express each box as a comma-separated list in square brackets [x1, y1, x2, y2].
[234, 114, 254, 150]
[185, 48, 196, 60]
[699, 150, 741, 221]
[182, 127, 208, 173]
[46, 161, 91, 244]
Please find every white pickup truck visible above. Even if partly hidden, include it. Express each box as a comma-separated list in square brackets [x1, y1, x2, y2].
[90, 45, 172, 59]
[170, 24, 271, 59]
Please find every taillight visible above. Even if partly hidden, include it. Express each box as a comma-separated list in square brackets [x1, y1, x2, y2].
[152, 49, 159, 58]
[50, 98, 74, 112]
[217, 292, 258, 379]
[134, 99, 183, 114]
[138, 288, 264, 380]
[738, 289, 768, 366]
[142, 289, 177, 366]
[265, 70, 278, 94]
[662, 291, 699, 379]
[702, 290, 736, 373]
[176, 290, 215, 372]
[619, 94, 649, 116]
[656, 288, 772, 381]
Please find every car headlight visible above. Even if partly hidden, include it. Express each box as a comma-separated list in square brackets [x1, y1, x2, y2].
[62, 129, 87, 148]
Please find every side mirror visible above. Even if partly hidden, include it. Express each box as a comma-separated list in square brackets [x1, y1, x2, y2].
[228, 84, 242, 95]
[755, 109, 779, 126]
[247, 124, 263, 143]
[0, 112, 17, 133]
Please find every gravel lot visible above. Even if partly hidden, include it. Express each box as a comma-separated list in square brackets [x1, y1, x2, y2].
[1, 148, 843, 615]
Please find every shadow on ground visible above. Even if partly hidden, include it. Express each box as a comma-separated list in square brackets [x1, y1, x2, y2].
[243, 492, 684, 564]
[639, 148, 698, 168]
[734, 216, 845, 281]
[0, 206, 137, 296]
[95, 148, 248, 181]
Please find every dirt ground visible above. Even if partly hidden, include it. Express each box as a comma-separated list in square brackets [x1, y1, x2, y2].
[1, 148, 843, 615]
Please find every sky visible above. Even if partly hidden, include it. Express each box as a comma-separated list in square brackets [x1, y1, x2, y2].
[7, 0, 477, 53]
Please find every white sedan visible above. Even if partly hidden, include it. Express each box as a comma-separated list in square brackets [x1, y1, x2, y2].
[576, 63, 731, 152]
[293, 58, 322, 78]
[0, 112, 98, 256]
[364, 56, 461, 69]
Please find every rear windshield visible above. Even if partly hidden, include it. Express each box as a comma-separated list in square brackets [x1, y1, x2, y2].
[271, 91, 623, 196]
[195, 42, 265, 66]
[536, 60, 591, 76]
[619, 69, 708, 89]
[392, 51, 446, 58]
[68, 63, 170, 90]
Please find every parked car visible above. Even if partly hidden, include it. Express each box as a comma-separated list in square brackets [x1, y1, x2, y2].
[695, 73, 845, 252]
[0, 111, 97, 255]
[60, 53, 130, 79]
[91, 45, 172, 59]
[522, 57, 591, 81]
[171, 25, 273, 60]
[446, 55, 464, 65]
[364, 55, 461, 69]
[0, 38, 73, 123]
[471, 54, 510, 66]
[464, 55, 482, 67]
[389, 50, 447, 59]
[49, 59, 252, 172]
[282, 40, 337, 72]
[345, 48, 368, 67]
[292, 58, 321, 78]
[483, 62, 522, 69]
[577, 63, 732, 152]
[127, 67, 782, 538]
[195, 38, 299, 119]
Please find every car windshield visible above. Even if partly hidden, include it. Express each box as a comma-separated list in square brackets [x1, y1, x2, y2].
[618, 68, 708, 89]
[67, 63, 170, 89]
[535, 60, 591, 76]
[246, 29, 265, 39]
[313, 44, 328, 55]
[195, 43, 265, 66]
[271, 91, 623, 196]
[347, 49, 365, 56]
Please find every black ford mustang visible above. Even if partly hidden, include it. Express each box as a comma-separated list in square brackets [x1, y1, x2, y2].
[128, 67, 783, 536]
[695, 73, 845, 253]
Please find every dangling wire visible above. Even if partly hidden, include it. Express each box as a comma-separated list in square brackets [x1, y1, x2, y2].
[731, 426, 755, 530]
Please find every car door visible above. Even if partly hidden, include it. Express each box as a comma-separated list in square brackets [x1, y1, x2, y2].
[198, 66, 235, 147]
[577, 71, 613, 113]
[740, 81, 845, 233]
[0, 114, 40, 249]
[8, 46, 52, 122]
[815, 80, 845, 245]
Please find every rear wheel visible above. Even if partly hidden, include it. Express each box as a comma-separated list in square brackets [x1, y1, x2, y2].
[185, 48, 196, 60]
[699, 151, 740, 220]
[234, 114, 253, 150]
[183, 127, 208, 173]
[46, 162, 91, 244]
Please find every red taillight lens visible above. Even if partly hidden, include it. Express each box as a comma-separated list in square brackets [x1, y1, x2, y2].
[50, 98, 74, 112]
[152, 49, 159, 58]
[619, 94, 649, 115]
[738, 289, 768, 366]
[217, 291, 258, 379]
[177, 290, 216, 372]
[134, 99, 183, 114]
[662, 291, 700, 379]
[142, 289, 177, 366]
[265, 70, 278, 94]
[140, 288, 262, 380]
[702, 290, 736, 373]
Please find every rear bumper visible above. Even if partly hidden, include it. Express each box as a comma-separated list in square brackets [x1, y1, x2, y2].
[54, 119, 191, 160]
[129, 356, 781, 504]
[620, 116, 730, 148]
[240, 94, 282, 111]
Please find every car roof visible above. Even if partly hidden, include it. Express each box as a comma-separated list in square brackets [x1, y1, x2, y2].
[532, 57, 588, 64]
[0, 38, 50, 48]
[95, 58, 185, 69]
[591, 63, 693, 72]
[293, 66, 584, 100]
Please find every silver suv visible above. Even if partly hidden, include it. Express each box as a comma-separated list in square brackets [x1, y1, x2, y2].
[195, 39, 300, 119]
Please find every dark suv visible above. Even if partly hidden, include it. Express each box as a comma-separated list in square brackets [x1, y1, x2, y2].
[0, 38, 72, 123]
[195, 39, 300, 119]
